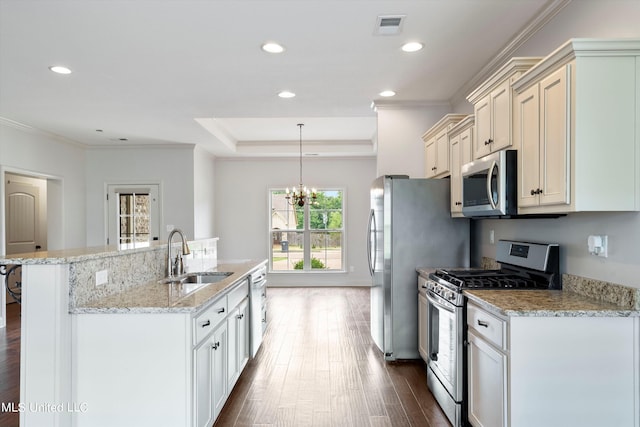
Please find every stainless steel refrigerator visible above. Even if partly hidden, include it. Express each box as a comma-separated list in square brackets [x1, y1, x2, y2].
[367, 175, 469, 360]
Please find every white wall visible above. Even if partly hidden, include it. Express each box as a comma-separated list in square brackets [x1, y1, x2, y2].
[193, 146, 216, 239]
[0, 121, 86, 251]
[85, 145, 196, 246]
[375, 104, 452, 178]
[457, 0, 640, 288]
[214, 156, 376, 286]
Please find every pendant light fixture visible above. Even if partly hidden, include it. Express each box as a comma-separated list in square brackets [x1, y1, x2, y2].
[285, 123, 317, 207]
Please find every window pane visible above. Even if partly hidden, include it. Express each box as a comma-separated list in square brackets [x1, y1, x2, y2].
[270, 191, 302, 231]
[271, 231, 304, 271]
[310, 232, 342, 270]
[310, 190, 343, 230]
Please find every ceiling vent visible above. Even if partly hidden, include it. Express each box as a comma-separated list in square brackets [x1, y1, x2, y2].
[375, 15, 406, 35]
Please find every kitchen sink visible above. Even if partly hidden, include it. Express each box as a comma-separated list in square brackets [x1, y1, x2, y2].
[181, 272, 233, 284]
[159, 271, 233, 286]
[161, 272, 234, 300]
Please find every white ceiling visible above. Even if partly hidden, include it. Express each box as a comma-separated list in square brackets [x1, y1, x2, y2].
[0, 0, 563, 157]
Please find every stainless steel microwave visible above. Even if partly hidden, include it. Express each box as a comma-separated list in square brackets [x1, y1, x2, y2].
[461, 150, 517, 217]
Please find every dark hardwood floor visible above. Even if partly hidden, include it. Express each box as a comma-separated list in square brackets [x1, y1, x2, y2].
[0, 302, 20, 427]
[215, 287, 451, 427]
[0, 288, 450, 427]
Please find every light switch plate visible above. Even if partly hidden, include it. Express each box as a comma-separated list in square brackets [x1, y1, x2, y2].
[96, 269, 108, 286]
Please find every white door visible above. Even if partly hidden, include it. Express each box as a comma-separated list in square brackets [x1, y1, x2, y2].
[5, 180, 41, 255]
[107, 184, 160, 248]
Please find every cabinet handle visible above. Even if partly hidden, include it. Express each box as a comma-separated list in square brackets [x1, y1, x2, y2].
[237, 314, 244, 320]
[538, 188, 543, 194]
[216, 308, 225, 314]
[432, 166, 437, 171]
[530, 189, 536, 196]
[484, 138, 493, 146]
[477, 319, 489, 328]
[532, 188, 543, 195]
[212, 341, 220, 350]
[201, 320, 211, 328]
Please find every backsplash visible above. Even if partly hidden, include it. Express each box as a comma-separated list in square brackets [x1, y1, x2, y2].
[481, 257, 639, 310]
[70, 238, 219, 308]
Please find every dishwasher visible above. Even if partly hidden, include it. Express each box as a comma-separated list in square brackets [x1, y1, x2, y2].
[249, 265, 267, 357]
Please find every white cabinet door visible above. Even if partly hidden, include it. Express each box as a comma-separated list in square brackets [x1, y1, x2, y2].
[236, 298, 250, 374]
[467, 330, 507, 427]
[539, 66, 569, 206]
[226, 305, 239, 390]
[490, 80, 512, 152]
[425, 138, 437, 178]
[516, 83, 541, 208]
[212, 321, 228, 420]
[417, 292, 429, 363]
[450, 134, 462, 213]
[435, 129, 450, 176]
[194, 337, 214, 427]
[474, 95, 492, 159]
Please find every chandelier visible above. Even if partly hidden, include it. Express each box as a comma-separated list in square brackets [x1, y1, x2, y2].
[286, 123, 317, 207]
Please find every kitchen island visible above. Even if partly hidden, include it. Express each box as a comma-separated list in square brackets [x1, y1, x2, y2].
[0, 241, 267, 427]
[464, 288, 639, 427]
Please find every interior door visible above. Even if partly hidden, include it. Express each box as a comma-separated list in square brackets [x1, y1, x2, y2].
[107, 184, 160, 248]
[5, 180, 41, 255]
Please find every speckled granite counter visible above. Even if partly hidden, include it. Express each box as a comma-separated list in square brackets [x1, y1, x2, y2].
[72, 259, 266, 314]
[464, 289, 640, 318]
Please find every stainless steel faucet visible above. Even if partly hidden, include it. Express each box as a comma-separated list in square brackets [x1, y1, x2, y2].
[166, 228, 191, 278]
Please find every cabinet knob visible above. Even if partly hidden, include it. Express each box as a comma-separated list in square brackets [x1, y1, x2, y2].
[212, 341, 220, 350]
[530, 189, 536, 196]
[432, 166, 437, 171]
[237, 314, 244, 320]
[538, 188, 543, 194]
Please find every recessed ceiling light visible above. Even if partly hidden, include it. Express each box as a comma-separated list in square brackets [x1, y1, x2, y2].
[49, 65, 72, 74]
[379, 90, 396, 97]
[278, 91, 296, 98]
[262, 42, 285, 53]
[402, 42, 423, 52]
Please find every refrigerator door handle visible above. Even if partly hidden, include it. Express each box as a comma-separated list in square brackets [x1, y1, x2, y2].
[367, 209, 376, 276]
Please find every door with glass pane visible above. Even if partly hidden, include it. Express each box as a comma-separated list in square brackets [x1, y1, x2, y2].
[107, 184, 160, 249]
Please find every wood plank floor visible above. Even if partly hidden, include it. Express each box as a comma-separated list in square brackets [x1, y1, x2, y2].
[215, 287, 451, 427]
[0, 302, 20, 427]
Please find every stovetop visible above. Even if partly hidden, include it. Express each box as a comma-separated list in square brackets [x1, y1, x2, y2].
[432, 268, 549, 290]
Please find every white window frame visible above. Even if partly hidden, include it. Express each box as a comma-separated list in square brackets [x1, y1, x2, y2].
[268, 187, 346, 273]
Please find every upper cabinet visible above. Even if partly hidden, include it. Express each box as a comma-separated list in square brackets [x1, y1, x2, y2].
[422, 114, 467, 178]
[448, 115, 474, 217]
[512, 38, 640, 214]
[467, 58, 542, 159]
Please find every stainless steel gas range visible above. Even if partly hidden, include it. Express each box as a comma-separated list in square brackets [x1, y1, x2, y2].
[418, 240, 560, 427]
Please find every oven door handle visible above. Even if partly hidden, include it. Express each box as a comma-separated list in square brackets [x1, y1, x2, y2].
[426, 291, 456, 314]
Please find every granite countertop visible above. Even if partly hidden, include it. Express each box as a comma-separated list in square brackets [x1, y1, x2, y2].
[0, 243, 164, 265]
[465, 289, 640, 318]
[72, 259, 266, 314]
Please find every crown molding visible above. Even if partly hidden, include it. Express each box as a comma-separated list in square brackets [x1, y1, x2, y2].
[450, 0, 572, 107]
[371, 99, 451, 111]
[0, 116, 86, 149]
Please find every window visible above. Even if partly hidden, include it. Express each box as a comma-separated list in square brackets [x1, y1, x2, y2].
[269, 189, 344, 272]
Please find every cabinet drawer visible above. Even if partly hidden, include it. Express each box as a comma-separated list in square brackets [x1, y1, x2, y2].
[228, 279, 249, 309]
[467, 303, 506, 350]
[194, 298, 228, 345]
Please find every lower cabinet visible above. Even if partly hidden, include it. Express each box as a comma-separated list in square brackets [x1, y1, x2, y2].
[194, 321, 228, 427]
[73, 278, 250, 427]
[466, 301, 640, 427]
[467, 329, 507, 427]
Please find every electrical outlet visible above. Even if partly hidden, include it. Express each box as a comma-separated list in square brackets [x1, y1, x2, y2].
[96, 269, 108, 286]
[166, 224, 174, 232]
